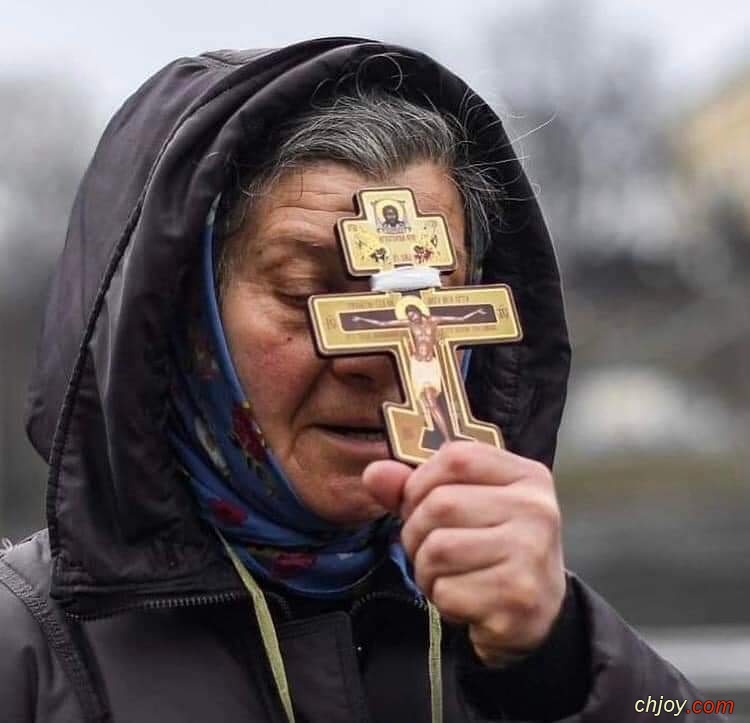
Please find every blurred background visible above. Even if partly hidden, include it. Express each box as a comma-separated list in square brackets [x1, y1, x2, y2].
[1, 0, 748, 714]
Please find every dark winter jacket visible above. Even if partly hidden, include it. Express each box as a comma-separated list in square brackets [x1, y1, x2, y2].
[0, 38, 717, 722]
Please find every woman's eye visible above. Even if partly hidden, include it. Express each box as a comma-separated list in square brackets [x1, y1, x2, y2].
[277, 291, 312, 309]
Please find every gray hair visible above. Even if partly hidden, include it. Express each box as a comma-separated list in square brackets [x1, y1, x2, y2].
[216, 89, 503, 291]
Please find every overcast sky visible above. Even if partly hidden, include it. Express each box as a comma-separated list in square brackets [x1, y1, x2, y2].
[3, 0, 749, 126]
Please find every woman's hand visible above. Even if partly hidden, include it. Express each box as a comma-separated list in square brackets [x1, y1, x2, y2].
[363, 441, 566, 666]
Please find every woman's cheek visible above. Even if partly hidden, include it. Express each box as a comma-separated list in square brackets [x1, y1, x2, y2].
[235, 323, 321, 416]
[222, 284, 322, 424]
[243, 333, 308, 385]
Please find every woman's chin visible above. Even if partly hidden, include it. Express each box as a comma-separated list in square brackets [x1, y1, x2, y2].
[293, 472, 388, 527]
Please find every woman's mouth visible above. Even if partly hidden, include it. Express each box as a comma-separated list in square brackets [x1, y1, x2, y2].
[321, 425, 386, 442]
[317, 425, 390, 457]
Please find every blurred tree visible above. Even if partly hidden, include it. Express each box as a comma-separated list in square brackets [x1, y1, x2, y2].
[486, 0, 677, 262]
[485, 0, 750, 410]
[0, 74, 97, 539]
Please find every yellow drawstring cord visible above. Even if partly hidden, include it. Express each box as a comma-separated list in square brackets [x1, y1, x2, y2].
[218, 532, 296, 723]
[217, 530, 443, 723]
[427, 600, 444, 723]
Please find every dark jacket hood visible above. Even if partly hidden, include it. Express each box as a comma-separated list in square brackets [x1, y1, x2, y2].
[25, 38, 570, 607]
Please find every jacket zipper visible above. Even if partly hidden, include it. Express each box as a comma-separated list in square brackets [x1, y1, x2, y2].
[66, 587, 292, 623]
[66, 570, 422, 623]
[349, 588, 427, 619]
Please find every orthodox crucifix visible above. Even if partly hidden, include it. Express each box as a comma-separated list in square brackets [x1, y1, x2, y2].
[308, 187, 522, 466]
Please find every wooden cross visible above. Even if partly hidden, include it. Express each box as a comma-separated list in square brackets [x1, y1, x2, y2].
[308, 187, 522, 466]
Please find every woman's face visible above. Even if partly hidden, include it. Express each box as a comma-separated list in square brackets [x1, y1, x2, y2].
[221, 161, 467, 526]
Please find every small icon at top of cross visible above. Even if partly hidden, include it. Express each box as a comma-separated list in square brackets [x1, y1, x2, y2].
[337, 187, 457, 276]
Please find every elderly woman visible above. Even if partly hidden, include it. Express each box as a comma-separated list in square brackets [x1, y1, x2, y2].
[0, 38, 711, 722]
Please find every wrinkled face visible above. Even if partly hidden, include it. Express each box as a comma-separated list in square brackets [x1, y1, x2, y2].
[221, 161, 467, 526]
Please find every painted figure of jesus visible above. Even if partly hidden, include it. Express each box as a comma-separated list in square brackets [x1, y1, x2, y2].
[351, 300, 488, 444]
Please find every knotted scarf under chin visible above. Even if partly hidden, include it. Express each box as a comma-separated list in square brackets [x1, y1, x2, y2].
[167, 200, 421, 600]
